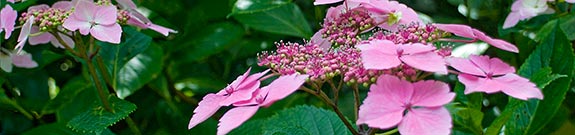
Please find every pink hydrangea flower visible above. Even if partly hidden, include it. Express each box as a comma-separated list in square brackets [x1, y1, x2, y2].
[357, 75, 455, 135]
[217, 74, 308, 135]
[1, 5, 17, 39]
[356, 0, 422, 31]
[63, 0, 122, 44]
[0, 49, 38, 72]
[503, 0, 553, 29]
[434, 24, 519, 53]
[357, 39, 448, 74]
[447, 55, 543, 100]
[26, 2, 75, 49]
[188, 68, 269, 129]
[116, 0, 177, 36]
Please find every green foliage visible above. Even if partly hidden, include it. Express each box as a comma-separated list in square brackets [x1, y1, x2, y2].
[67, 96, 137, 134]
[231, 0, 312, 38]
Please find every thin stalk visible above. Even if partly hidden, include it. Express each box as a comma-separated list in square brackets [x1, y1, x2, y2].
[87, 59, 113, 112]
[352, 84, 360, 122]
[7, 99, 34, 119]
[328, 80, 339, 104]
[51, 32, 80, 56]
[380, 128, 398, 135]
[300, 86, 359, 135]
[125, 116, 142, 135]
[96, 56, 115, 91]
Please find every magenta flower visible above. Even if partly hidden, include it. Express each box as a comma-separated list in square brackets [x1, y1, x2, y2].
[117, 0, 177, 36]
[218, 74, 308, 135]
[434, 24, 519, 53]
[63, 0, 122, 44]
[503, 0, 553, 29]
[357, 75, 454, 135]
[357, 39, 448, 74]
[447, 55, 543, 100]
[188, 68, 269, 129]
[1, 5, 17, 39]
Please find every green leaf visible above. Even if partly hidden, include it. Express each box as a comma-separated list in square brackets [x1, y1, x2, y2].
[497, 20, 575, 135]
[182, 22, 245, 62]
[98, 27, 154, 99]
[114, 44, 164, 99]
[228, 119, 266, 135]
[232, 3, 312, 38]
[230, 0, 291, 15]
[67, 96, 137, 133]
[22, 123, 115, 135]
[559, 14, 575, 40]
[261, 105, 351, 135]
[42, 76, 92, 114]
[453, 81, 483, 110]
[449, 106, 484, 135]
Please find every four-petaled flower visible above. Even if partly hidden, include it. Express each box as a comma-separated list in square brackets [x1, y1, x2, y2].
[448, 55, 543, 100]
[63, 0, 122, 44]
[357, 75, 455, 135]
[357, 39, 448, 74]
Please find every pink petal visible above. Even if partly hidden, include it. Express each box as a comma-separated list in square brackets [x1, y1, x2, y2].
[235, 69, 269, 91]
[400, 51, 448, 74]
[50, 33, 75, 49]
[188, 94, 225, 129]
[434, 24, 476, 39]
[410, 80, 454, 107]
[357, 40, 402, 70]
[400, 43, 436, 54]
[260, 74, 309, 107]
[28, 26, 53, 45]
[11, 53, 38, 68]
[15, 16, 34, 52]
[219, 69, 268, 106]
[398, 107, 452, 135]
[90, 24, 122, 44]
[71, 0, 97, 22]
[149, 23, 177, 36]
[357, 76, 406, 128]
[63, 17, 92, 35]
[1, 5, 18, 39]
[94, 5, 118, 25]
[472, 29, 519, 53]
[446, 57, 486, 76]
[310, 31, 331, 50]
[469, 55, 515, 76]
[116, 0, 138, 9]
[503, 12, 520, 29]
[313, 0, 343, 5]
[27, 4, 49, 12]
[52, 1, 73, 10]
[458, 74, 500, 94]
[496, 74, 543, 100]
[217, 106, 259, 135]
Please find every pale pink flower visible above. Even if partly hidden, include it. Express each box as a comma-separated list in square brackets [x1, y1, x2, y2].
[116, 0, 177, 36]
[1, 5, 17, 39]
[503, 0, 553, 29]
[0, 49, 38, 72]
[357, 75, 454, 135]
[447, 55, 543, 100]
[357, 39, 448, 74]
[63, 0, 122, 43]
[356, 0, 421, 31]
[434, 24, 519, 53]
[188, 68, 269, 129]
[26, 2, 75, 49]
[217, 74, 308, 135]
[14, 16, 34, 53]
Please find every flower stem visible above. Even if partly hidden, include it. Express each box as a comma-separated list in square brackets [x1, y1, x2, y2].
[87, 58, 114, 112]
[380, 128, 398, 135]
[6, 99, 34, 119]
[125, 116, 142, 135]
[352, 84, 360, 121]
[51, 32, 80, 56]
[300, 86, 360, 135]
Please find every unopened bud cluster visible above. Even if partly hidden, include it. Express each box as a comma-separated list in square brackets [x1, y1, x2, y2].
[320, 9, 374, 46]
[371, 23, 442, 44]
[19, 8, 71, 31]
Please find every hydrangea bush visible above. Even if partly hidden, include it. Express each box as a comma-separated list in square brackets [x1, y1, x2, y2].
[2, 0, 575, 134]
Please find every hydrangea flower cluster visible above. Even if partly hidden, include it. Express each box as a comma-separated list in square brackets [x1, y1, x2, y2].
[190, 0, 546, 134]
